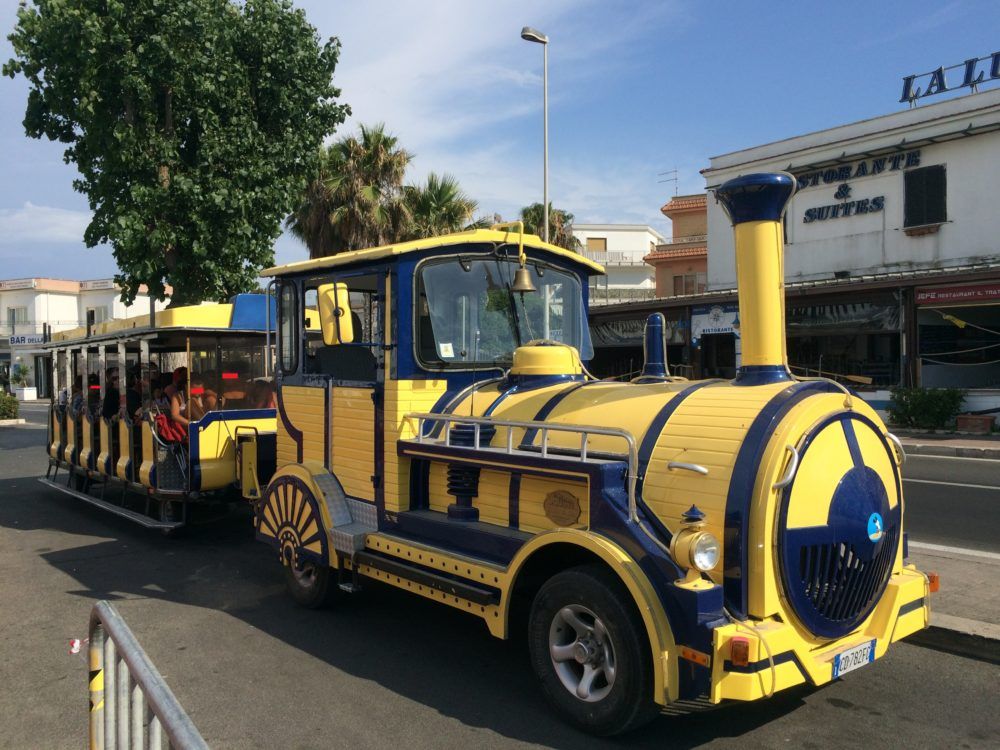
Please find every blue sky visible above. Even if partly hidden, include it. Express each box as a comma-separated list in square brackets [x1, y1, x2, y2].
[1, 0, 998, 281]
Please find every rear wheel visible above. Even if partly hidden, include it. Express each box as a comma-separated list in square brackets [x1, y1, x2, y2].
[528, 565, 658, 736]
[283, 558, 338, 609]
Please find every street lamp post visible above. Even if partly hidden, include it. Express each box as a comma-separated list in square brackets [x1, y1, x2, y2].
[520, 26, 549, 244]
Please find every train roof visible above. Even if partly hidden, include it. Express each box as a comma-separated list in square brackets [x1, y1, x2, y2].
[46, 294, 275, 347]
[262, 228, 605, 277]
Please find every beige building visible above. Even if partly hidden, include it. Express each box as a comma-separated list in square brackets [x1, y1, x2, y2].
[1, 277, 166, 397]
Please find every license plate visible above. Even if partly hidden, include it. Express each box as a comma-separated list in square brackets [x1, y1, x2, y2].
[833, 639, 876, 678]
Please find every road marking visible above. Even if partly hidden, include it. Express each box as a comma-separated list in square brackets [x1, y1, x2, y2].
[909, 541, 1000, 561]
[908, 453, 1000, 463]
[903, 477, 1000, 491]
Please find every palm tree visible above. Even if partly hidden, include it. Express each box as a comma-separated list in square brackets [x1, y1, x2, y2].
[286, 123, 413, 257]
[403, 172, 478, 240]
[519, 203, 581, 251]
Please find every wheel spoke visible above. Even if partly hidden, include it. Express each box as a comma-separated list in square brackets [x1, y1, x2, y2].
[576, 665, 598, 700]
[602, 660, 616, 686]
[559, 606, 591, 637]
[550, 642, 577, 663]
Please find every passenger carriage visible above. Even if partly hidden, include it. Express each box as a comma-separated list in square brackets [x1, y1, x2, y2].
[250, 177, 929, 734]
[41, 294, 277, 531]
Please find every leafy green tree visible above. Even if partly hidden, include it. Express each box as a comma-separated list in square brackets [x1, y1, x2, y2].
[5, 0, 348, 304]
[288, 123, 412, 256]
[519, 202, 581, 251]
[402, 172, 478, 240]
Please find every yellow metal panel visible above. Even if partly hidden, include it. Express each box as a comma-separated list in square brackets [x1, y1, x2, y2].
[97, 420, 113, 476]
[139, 421, 154, 487]
[785, 423, 855, 528]
[79, 415, 93, 469]
[280, 386, 326, 465]
[382, 378, 448, 512]
[194, 415, 277, 491]
[115, 420, 130, 480]
[332, 386, 375, 500]
[642, 382, 790, 584]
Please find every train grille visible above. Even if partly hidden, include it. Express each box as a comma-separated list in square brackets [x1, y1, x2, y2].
[795, 525, 898, 630]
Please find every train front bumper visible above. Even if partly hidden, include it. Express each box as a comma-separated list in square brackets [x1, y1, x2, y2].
[707, 565, 929, 703]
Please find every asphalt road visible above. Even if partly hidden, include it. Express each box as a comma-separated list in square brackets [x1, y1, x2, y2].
[903, 454, 1000, 553]
[1, 405, 998, 749]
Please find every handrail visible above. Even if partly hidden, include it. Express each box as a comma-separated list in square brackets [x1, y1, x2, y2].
[406, 412, 640, 524]
[89, 600, 207, 749]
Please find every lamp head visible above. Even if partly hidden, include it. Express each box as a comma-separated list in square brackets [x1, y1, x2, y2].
[520, 26, 548, 44]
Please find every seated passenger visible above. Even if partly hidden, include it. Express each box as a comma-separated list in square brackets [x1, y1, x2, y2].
[102, 367, 120, 421]
[125, 367, 146, 421]
[248, 379, 276, 409]
[166, 367, 189, 429]
[188, 373, 215, 422]
[86, 374, 101, 413]
[70, 376, 84, 415]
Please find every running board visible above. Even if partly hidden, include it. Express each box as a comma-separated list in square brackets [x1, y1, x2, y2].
[353, 551, 500, 606]
[37, 478, 182, 530]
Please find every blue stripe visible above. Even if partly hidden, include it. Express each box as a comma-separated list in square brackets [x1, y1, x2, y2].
[723, 380, 841, 619]
[842, 417, 864, 469]
[508, 472, 521, 528]
[522, 379, 604, 445]
[636, 380, 722, 498]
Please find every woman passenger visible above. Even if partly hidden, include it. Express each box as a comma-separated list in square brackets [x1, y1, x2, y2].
[166, 367, 189, 429]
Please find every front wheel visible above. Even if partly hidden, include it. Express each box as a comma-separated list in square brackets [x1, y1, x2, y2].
[283, 558, 338, 609]
[528, 565, 659, 736]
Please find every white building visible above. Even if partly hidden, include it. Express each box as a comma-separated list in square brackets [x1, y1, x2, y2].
[571, 224, 664, 305]
[701, 86, 1000, 392]
[1, 278, 167, 396]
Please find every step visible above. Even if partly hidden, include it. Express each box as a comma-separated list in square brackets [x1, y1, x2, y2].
[353, 550, 500, 606]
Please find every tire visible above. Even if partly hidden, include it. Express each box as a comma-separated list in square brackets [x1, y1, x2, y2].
[283, 558, 339, 609]
[528, 564, 659, 736]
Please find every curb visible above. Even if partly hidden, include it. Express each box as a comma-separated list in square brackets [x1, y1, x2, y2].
[0, 418, 27, 427]
[899, 442, 1000, 460]
[906, 614, 1000, 664]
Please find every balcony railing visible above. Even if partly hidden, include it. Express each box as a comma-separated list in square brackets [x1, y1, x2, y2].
[581, 251, 649, 266]
[588, 287, 658, 306]
[658, 234, 706, 246]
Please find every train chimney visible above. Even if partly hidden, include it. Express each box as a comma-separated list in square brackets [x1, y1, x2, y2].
[637, 313, 669, 381]
[714, 173, 796, 384]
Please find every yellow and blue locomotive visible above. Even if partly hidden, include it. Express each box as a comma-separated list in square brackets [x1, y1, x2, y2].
[253, 173, 929, 734]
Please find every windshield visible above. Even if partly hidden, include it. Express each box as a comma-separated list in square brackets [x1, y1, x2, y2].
[417, 257, 593, 368]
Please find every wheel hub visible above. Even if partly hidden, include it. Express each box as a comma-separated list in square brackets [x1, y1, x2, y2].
[549, 604, 617, 703]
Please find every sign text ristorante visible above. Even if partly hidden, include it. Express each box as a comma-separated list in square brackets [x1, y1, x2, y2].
[796, 150, 920, 190]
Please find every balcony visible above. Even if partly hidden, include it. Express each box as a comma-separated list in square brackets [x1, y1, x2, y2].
[588, 287, 658, 306]
[580, 250, 649, 267]
[659, 234, 706, 245]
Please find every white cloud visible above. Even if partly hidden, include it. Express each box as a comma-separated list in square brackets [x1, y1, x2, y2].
[0, 202, 91, 245]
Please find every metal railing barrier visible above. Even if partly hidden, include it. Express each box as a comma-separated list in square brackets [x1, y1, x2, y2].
[88, 600, 207, 750]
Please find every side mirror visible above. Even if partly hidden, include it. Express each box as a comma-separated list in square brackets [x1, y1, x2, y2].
[317, 282, 354, 345]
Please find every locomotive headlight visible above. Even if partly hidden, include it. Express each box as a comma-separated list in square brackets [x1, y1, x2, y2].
[669, 505, 720, 574]
[690, 532, 720, 572]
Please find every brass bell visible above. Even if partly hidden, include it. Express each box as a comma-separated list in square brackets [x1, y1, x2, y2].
[511, 265, 536, 294]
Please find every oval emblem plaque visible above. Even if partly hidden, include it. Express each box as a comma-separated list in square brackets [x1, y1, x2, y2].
[544, 490, 582, 526]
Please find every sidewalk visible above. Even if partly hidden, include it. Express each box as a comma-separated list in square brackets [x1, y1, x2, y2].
[906, 546, 1000, 663]
[896, 429, 1000, 459]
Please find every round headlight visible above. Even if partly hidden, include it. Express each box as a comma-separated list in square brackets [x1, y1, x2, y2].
[690, 532, 720, 572]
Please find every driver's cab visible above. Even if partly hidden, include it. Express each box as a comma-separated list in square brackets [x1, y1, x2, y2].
[266, 227, 602, 536]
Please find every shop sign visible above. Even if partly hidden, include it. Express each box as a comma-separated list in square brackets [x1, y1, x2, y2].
[916, 282, 1000, 305]
[8, 334, 45, 346]
[788, 302, 900, 331]
[796, 151, 919, 190]
[691, 304, 740, 348]
[590, 314, 687, 348]
[900, 52, 1000, 103]
[79, 279, 115, 291]
[0, 279, 36, 290]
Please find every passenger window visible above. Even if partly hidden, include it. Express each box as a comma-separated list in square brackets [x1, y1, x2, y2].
[303, 274, 380, 383]
[279, 282, 298, 375]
